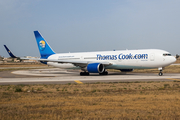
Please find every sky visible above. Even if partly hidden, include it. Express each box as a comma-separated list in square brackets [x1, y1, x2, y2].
[0, 0, 180, 57]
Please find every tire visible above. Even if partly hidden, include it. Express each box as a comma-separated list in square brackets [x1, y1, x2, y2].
[99, 71, 108, 75]
[159, 72, 163, 76]
[80, 72, 89, 76]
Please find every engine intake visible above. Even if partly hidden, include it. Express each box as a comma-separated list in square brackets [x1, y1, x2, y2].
[87, 63, 104, 73]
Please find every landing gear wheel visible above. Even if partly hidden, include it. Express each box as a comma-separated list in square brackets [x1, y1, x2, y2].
[159, 72, 163, 76]
[158, 68, 164, 76]
[80, 72, 89, 76]
[99, 71, 108, 75]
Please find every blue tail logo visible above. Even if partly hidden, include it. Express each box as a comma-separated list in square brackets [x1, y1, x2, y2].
[34, 31, 55, 59]
[39, 40, 46, 51]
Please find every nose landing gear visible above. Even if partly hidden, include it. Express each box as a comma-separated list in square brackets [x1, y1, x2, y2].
[158, 67, 163, 76]
[159, 70, 163, 76]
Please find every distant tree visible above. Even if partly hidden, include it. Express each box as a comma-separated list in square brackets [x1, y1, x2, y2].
[176, 54, 179, 59]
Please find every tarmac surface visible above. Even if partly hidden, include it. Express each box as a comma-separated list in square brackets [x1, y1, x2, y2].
[0, 68, 180, 85]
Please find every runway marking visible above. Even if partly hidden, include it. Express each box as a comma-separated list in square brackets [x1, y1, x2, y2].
[74, 80, 83, 84]
[166, 78, 180, 81]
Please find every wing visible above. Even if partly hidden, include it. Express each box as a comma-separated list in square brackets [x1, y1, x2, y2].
[20, 57, 112, 68]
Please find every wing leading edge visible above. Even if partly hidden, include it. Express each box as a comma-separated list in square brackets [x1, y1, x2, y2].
[21, 57, 112, 67]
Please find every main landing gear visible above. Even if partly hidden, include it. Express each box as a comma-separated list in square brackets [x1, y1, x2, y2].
[158, 67, 163, 76]
[80, 70, 108, 76]
[99, 71, 108, 75]
[80, 72, 89, 76]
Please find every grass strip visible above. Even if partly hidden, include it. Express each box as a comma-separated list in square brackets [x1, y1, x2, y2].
[0, 81, 180, 119]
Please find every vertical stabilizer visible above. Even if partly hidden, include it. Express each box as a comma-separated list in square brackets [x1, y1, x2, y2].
[34, 31, 55, 59]
[4, 45, 17, 58]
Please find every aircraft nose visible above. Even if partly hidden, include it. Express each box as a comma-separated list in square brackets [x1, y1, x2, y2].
[171, 56, 176, 63]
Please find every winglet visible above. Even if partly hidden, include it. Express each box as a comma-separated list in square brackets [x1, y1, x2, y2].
[4, 45, 17, 58]
[34, 31, 55, 59]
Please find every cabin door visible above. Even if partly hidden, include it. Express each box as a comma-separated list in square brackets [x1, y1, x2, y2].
[150, 53, 155, 61]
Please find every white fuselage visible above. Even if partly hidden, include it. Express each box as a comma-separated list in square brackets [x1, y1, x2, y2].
[46, 49, 176, 70]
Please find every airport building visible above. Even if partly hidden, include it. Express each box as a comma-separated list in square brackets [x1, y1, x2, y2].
[0, 56, 39, 63]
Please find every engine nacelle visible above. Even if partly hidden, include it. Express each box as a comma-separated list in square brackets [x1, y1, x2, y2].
[87, 63, 104, 73]
[119, 69, 133, 72]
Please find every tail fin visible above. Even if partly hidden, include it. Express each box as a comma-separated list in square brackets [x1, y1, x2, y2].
[4, 45, 17, 58]
[34, 31, 55, 59]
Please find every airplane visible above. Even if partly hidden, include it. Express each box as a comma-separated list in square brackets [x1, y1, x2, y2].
[4, 45, 18, 58]
[22, 31, 176, 76]
[4, 45, 23, 62]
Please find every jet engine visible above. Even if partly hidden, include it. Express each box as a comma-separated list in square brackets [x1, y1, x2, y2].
[87, 63, 104, 73]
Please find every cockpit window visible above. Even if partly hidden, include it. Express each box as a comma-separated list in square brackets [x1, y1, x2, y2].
[163, 53, 171, 56]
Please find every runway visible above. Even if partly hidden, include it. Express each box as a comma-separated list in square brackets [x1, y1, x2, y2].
[0, 68, 180, 85]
